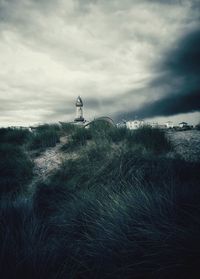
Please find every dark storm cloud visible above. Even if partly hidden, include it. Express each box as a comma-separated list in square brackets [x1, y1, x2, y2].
[163, 29, 200, 76]
[121, 90, 200, 120]
[86, 85, 149, 111]
[115, 28, 200, 121]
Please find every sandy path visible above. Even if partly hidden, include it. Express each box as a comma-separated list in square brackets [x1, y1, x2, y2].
[33, 142, 65, 179]
[29, 136, 70, 190]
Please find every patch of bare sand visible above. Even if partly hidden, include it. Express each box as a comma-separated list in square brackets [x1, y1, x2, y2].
[29, 136, 77, 191]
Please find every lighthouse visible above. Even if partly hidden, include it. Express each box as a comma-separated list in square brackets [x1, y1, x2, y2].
[74, 96, 84, 122]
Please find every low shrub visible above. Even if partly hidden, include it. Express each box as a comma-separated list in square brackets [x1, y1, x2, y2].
[0, 144, 33, 194]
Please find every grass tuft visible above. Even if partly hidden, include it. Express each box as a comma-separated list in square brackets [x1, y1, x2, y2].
[29, 124, 60, 150]
[0, 127, 32, 145]
[126, 126, 172, 154]
[0, 144, 33, 195]
[61, 127, 92, 151]
[1, 122, 200, 278]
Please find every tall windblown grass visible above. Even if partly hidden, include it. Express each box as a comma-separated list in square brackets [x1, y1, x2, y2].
[61, 126, 92, 151]
[126, 126, 172, 154]
[34, 136, 199, 219]
[196, 123, 200, 130]
[1, 122, 200, 278]
[0, 127, 32, 145]
[0, 197, 71, 279]
[60, 122, 79, 135]
[88, 119, 114, 141]
[62, 122, 172, 156]
[107, 126, 129, 143]
[0, 144, 33, 195]
[29, 124, 61, 150]
[2, 155, 199, 278]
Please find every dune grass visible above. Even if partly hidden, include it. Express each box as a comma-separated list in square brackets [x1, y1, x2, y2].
[0, 122, 200, 278]
[61, 126, 92, 151]
[126, 126, 172, 154]
[1, 155, 199, 278]
[61, 121, 172, 155]
[29, 124, 61, 150]
[0, 144, 33, 195]
[196, 123, 200, 130]
[0, 127, 32, 145]
[60, 122, 79, 135]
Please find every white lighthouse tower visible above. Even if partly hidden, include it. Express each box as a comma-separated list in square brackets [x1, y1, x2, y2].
[74, 96, 84, 122]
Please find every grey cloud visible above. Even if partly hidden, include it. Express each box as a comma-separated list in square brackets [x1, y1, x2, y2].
[115, 28, 200, 121]
[0, 0, 199, 126]
[117, 90, 200, 120]
[43, 105, 75, 121]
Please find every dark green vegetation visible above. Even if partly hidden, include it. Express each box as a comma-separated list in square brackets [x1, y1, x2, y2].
[61, 127, 92, 151]
[0, 128, 33, 195]
[0, 127, 32, 145]
[0, 122, 200, 278]
[62, 122, 172, 154]
[0, 124, 67, 194]
[126, 126, 172, 153]
[0, 144, 33, 194]
[29, 124, 61, 150]
[196, 122, 200, 130]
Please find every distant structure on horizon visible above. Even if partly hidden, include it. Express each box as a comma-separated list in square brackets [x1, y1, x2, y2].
[74, 96, 85, 123]
[179, 122, 188, 128]
[165, 121, 174, 129]
[117, 119, 177, 130]
[126, 119, 145, 130]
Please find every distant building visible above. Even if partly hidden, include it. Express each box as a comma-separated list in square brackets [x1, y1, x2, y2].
[150, 122, 159, 128]
[179, 122, 188, 128]
[116, 120, 126, 128]
[126, 120, 144, 130]
[157, 124, 168, 129]
[165, 121, 174, 129]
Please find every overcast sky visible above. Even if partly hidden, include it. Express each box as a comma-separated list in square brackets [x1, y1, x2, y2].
[0, 0, 199, 127]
